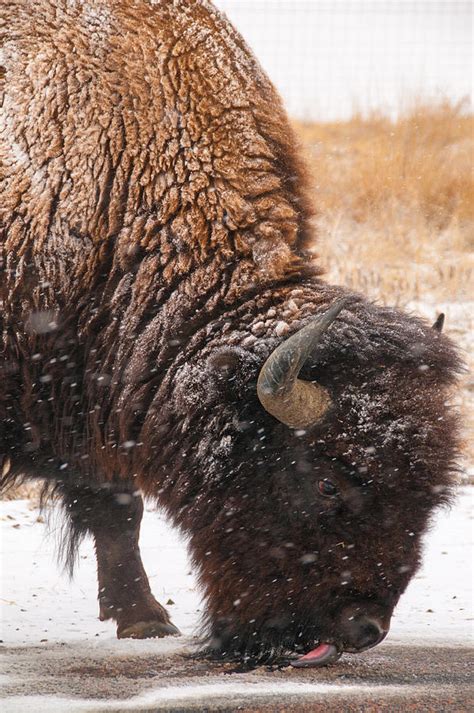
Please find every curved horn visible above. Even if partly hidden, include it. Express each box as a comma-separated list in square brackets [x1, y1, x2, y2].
[257, 298, 348, 428]
[432, 313, 445, 332]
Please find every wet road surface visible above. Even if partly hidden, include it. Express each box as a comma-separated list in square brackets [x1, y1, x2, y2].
[1, 641, 472, 711]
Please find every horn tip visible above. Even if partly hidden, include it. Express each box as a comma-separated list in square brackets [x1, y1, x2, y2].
[316, 296, 350, 329]
[329, 295, 351, 315]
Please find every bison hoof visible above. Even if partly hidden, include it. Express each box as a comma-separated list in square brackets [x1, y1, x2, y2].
[117, 620, 181, 639]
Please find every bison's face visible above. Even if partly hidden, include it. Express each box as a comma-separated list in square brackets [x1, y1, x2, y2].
[193, 299, 458, 666]
[202, 433, 423, 666]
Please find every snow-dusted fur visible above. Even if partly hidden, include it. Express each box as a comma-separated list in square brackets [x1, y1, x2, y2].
[0, 0, 461, 663]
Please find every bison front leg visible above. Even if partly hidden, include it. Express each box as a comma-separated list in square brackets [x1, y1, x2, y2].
[63, 484, 180, 639]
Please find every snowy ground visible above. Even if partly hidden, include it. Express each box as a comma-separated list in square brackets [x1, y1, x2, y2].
[1, 489, 473, 711]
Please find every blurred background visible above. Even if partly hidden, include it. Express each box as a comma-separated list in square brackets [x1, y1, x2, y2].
[215, 0, 473, 473]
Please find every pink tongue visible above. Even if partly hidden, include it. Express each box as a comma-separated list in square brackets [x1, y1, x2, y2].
[290, 643, 341, 668]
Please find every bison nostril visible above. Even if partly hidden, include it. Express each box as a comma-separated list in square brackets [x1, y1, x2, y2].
[354, 619, 385, 650]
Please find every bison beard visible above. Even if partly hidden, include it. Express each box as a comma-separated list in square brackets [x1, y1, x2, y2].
[0, 0, 461, 667]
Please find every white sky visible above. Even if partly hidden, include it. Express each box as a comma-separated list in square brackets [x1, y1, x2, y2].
[214, 0, 473, 119]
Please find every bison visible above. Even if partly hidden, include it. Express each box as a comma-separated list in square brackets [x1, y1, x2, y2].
[0, 0, 461, 666]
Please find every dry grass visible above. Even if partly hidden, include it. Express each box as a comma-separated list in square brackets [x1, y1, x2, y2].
[294, 100, 473, 472]
[294, 99, 473, 304]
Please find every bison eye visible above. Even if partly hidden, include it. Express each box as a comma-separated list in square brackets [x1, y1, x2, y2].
[318, 479, 339, 497]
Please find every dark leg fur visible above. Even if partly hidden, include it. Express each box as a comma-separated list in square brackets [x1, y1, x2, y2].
[61, 483, 180, 639]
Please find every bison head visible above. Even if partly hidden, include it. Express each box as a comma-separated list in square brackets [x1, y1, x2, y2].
[161, 293, 460, 666]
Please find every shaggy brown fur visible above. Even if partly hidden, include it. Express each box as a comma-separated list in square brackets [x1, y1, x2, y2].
[0, 0, 461, 663]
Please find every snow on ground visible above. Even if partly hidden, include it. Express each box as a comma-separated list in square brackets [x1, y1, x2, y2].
[0, 681, 437, 713]
[390, 487, 473, 645]
[0, 498, 199, 652]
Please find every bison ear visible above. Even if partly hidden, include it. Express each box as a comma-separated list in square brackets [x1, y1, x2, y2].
[208, 348, 242, 377]
[206, 348, 246, 396]
[432, 313, 445, 333]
